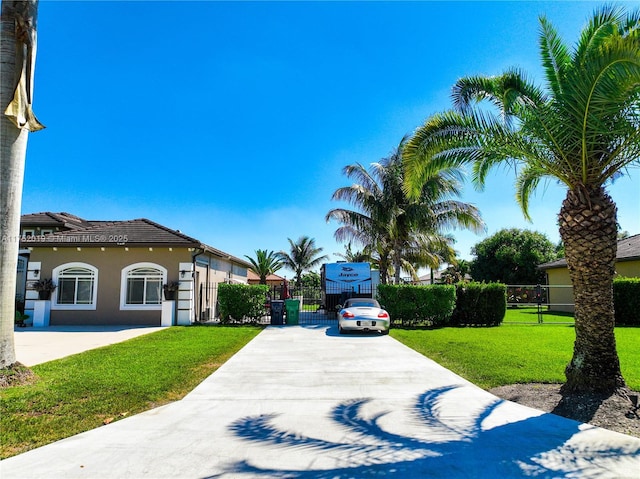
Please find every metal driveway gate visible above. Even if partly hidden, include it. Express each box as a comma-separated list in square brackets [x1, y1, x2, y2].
[268, 285, 338, 326]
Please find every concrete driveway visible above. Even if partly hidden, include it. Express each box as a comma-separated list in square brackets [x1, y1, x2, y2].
[2, 325, 639, 478]
[13, 325, 166, 366]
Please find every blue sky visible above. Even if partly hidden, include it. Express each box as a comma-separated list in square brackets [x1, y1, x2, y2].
[23, 1, 640, 276]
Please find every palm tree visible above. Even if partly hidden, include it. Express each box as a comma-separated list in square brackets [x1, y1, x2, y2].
[440, 259, 471, 284]
[1, 0, 45, 369]
[244, 249, 283, 285]
[277, 236, 329, 286]
[400, 232, 458, 283]
[403, 6, 640, 394]
[327, 138, 484, 284]
[333, 243, 371, 263]
[325, 160, 394, 282]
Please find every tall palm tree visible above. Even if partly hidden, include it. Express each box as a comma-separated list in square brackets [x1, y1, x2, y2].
[326, 160, 394, 283]
[244, 249, 283, 285]
[403, 6, 640, 394]
[327, 138, 484, 284]
[277, 236, 329, 286]
[1, 0, 45, 368]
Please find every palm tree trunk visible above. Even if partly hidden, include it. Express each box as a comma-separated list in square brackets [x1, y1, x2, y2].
[378, 256, 389, 284]
[559, 186, 626, 394]
[393, 251, 402, 284]
[1, 0, 41, 368]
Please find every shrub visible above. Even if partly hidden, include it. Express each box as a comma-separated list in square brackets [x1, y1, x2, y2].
[218, 283, 269, 324]
[613, 277, 640, 326]
[377, 284, 456, 328]
[451, 282, 506, 326]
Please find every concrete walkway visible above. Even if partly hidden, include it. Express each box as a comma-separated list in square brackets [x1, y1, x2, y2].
[2, 325, 639, 478]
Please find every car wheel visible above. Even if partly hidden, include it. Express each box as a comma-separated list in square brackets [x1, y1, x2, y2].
[339, 325, 345, 334]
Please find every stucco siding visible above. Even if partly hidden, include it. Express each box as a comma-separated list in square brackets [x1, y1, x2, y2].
[544, 268, 574, 313]
[27, 246, 191, 325]
[543, 258, 640, 313]
[616, 259, 640, 278]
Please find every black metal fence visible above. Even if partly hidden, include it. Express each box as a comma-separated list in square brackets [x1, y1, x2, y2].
[197, 282, 218, 322]
[213, 282, 574, 326]
[266, 284, 378, 325]
[505, 284, 574, 309]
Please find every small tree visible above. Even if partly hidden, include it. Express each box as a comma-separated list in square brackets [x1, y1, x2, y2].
[244, 249, 283, 285]
[299, 271, 320, 289]
[470, 229, 558, 285]
[277, 236, 329, 286]
[439, 259, 471, 284]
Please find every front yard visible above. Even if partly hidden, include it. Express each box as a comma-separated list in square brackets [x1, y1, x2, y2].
[1, 312, 638, 458]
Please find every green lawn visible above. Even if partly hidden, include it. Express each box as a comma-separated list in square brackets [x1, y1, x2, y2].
[0, 326, 262, 459]
[391, 324, 640, 391]
[2, 316, 638, 460]
[503, 306, 575, 324]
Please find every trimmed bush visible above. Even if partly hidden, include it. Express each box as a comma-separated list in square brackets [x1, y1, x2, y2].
[614, 277, 640, 326]
[377, 284, 456, 328]
[218, 283, 269, 324]
[451, 282, 506, 327]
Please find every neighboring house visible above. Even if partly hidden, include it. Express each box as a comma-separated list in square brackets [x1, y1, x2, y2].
[416, 269, 471, 285]
[246, 270, 287, 287]
[18, 212, 252, 326]
[247, 270, 291, 302]
[417, 270, 444, 285]
[539, 234, 640, 312]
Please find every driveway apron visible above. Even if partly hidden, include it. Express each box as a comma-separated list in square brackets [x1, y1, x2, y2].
[2, 325, 639, 478]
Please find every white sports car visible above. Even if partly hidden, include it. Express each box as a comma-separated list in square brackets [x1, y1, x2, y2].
[338, 298, 390, 334]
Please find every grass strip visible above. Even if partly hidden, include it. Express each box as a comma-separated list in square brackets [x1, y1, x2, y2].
[391, 325, 639, 391]
[0, 325, 261, 459]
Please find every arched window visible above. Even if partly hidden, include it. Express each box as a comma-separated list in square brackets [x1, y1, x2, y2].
[121, 263, 166, 310]
[52, 263, 98, 310]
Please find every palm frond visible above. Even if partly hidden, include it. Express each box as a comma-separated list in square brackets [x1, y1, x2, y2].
[514, 164, 547, 221]
[538, 15, 570, 98]
[574, 5, 626, 67]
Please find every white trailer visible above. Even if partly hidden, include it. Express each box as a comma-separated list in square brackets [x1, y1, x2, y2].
[321, 262, 377, 314]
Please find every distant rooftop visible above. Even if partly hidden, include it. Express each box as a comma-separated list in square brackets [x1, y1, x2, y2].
[539, 234, 640, 270]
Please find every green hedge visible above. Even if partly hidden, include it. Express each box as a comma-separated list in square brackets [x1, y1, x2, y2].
[614, 277, 640, 326]
[450, 282, 506, 327]
[377, 284, 456, 328]
[218, 283, 269, 324]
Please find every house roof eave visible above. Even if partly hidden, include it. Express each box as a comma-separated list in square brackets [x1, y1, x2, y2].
[538, 234, 640, 270]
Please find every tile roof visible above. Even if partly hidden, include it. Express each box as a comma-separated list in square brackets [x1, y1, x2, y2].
[36, 218, 202, 246]
[617, 234, 640, 260]
[20, 212, 95, 229]
[20, 213, 252, 267]
[247, 270, 286, 282]
[539, 234, 640, 269]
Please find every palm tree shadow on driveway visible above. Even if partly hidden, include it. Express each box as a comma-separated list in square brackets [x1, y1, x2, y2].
[206, 385, 640, 478]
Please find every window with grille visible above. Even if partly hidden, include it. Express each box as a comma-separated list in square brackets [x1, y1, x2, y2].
[52, 263, 98, 310]
[125, 267, 163, 305]
[121, 263, 166, 310]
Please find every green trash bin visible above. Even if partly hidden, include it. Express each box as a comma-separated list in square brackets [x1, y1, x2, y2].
[285, 299, 300, 325]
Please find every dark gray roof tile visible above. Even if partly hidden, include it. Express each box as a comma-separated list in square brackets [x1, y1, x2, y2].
[539, 234, 640, 269]
[20, 213, 252, 268]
